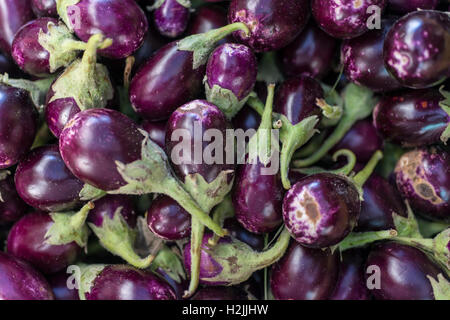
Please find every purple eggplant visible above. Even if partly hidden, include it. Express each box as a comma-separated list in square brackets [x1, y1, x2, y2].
[223, 218, 265, 251]
[0, 0, 34, 55]
[141, 120, 166, 149]
[366, 242, 446, 300]
[14, 145, 84, 212]
[395, 148, 449, 222]
[279, 22, 337, 79]
[274, 76, 324, 189]
[88, 195, 137, 229]
[329, 249, 370, 300]
[129, 42, 205, 121]
[384, 10, 450, 89]
[311, 0, 387, 39]
[0, 174, 28, 225]
[147, 195, 191, 241]
[44, 34, 115, 138]
[271, 242, 339, 300]
[283, 151, 383, 248]
[191, 286, 248, 300]
[7, 212, 82, 274]
[153, 0, 190, 38]
[0, 84, 38, 169]
[57, 0, 148, 59]
[78, 264, 176, 300]
[388, 0, 439, 14]
[0, 52, 24, 77]
[183, 228, 291, 286]
[205, 43, 257, 119]
[331, 119, 384, 163]
[32, 0, 57, 17]
[47, 270, 79, 300]
[373, 89, 450, 147]
[228, 0, 310, 52]
[232, 105, 261, 134]
[341, 17, 402, 92]
[356, 173, 407, 232]
[0, 251, 54, 300]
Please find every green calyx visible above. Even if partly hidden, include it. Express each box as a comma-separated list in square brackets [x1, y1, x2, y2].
[293, 83, 378, 168]
[148, 0, 191, 10]
[204, 79, 251, 120]
[79, 184, 107, 201]
[392, 201, 423, 238]
[438, 86, 450, 144]
[44, 202, 94, 247]
[77, 263, 107, 300]
[319, 82, 344, 128]
[178, 22, 250, 70]
[56, 0, 81, 30]
[0, 73, 56, 110]
[108, 130, 227, 237]
[209, 195, 235, 246]
[418, 218, 450, 238]
[49, 34, 114, 111]
[428, 274, 450, 300]
[150, 246, 186, 284]
[88, 208, 155, 269]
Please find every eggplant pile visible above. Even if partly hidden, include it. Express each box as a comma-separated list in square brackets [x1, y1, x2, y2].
[0, 0, 448, 301]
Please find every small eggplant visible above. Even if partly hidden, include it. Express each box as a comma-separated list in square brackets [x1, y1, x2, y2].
[383, 10, 450, 89]
[0, 251, 54, 300]
[205, 43, 257, 119]
[271, 242, 339, 300]
[153, 0, 191, 38]
[77, 264, 176, 300]
[395, 148, 449, 222]
[311, 0, 387, 39]
[57, 0, 148, 59]
[0, 173, 28, 225]
[32, 0, 57, 17]
[232, 105, 261, 134]
[14, 145, 84, 212]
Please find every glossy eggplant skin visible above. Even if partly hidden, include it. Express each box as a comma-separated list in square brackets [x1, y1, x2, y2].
[15, 145, 84, 212]
[7, 212, 81, 274]
[395, 148, 450, 222]
[280, 22, 337, 79]
[331, 120, 384, 163]
[228, 0, 310, 52]
[383, 10, 450, 89]
[0, 84, 38, 169]
[63, 0, 148, 59]
[283, 173, 361, 248]
[129, 42, 205, 121]
[85, 265, 176, 300]
[0, 52, 24, 77]
[154, 0, 190, 38]
[165, 100, 233, 183]
[329, 249, 370, 300]
[366, 242, 444, 300]
[187, 5, 230, 45]
[88, 194, 137, 228]
[11, 17, 57, 77]
[0, 0, 35, 55]
[232, 105, 260, 134]
[146, 195, 191, 241]
[141, 120, 166, 149]
[356, 173, 406, 232]
[47, 270, 79, 300]
[191, 286, 248, 300]
[388, 0, 439, 14]
[274, 76, 324, 125]
[341, 18, 402, 93]
[31, 0, 57, 17]
[223, 218, 265, 251]
[0, 176, 28, 225]
[271, 242, 339, 300]
[311, 0, 387, 39]
[45, 87, 81, 138]
[233, 159, 284, 234]
[206, 43, 257, 101]
[59, 108, 143, 191]
[373, 89, 449, 147]
[0, 251, 54, 300]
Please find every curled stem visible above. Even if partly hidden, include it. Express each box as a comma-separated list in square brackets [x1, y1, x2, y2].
[353, 150, 383, 188]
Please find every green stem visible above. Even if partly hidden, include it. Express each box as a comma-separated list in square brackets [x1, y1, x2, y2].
[256, 52, 284, 85]
[209, 195, 234, 246]
[256, 84, 275, 162]
[294, 129, 328, 159]
[329, 149, 357, 176]
[246, 95, 265, 116]
[114, 241, 155, 269]
[251, 228, 291, 268]
[418, 218, 450, 238]
[71, 202, 94, 229]
[328, 64, 344, 97]
[338, 229, 398, 252]
[206, 22, 249, 46]
[353, 150, 383, 188]
[183, 218, 204, 298]
[80, 34, 112, 81]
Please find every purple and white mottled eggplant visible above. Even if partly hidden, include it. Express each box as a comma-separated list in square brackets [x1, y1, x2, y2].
[271, 242, 339, 300]
[205, 43, 257, 119]
[279, 22, 337, 80]
[0, 251, 54, 300]
[383, 10, 450, 89]
[152, 0, 190, 38]
[311, 0, 387, 39]
[57, 0, 148, 59]
[341, 17, 402, 92]
[0, 173, 28, 225]
[77, 264, 176, 300]
[395, 148, 449, 222]
[373, 89, 450, 146]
